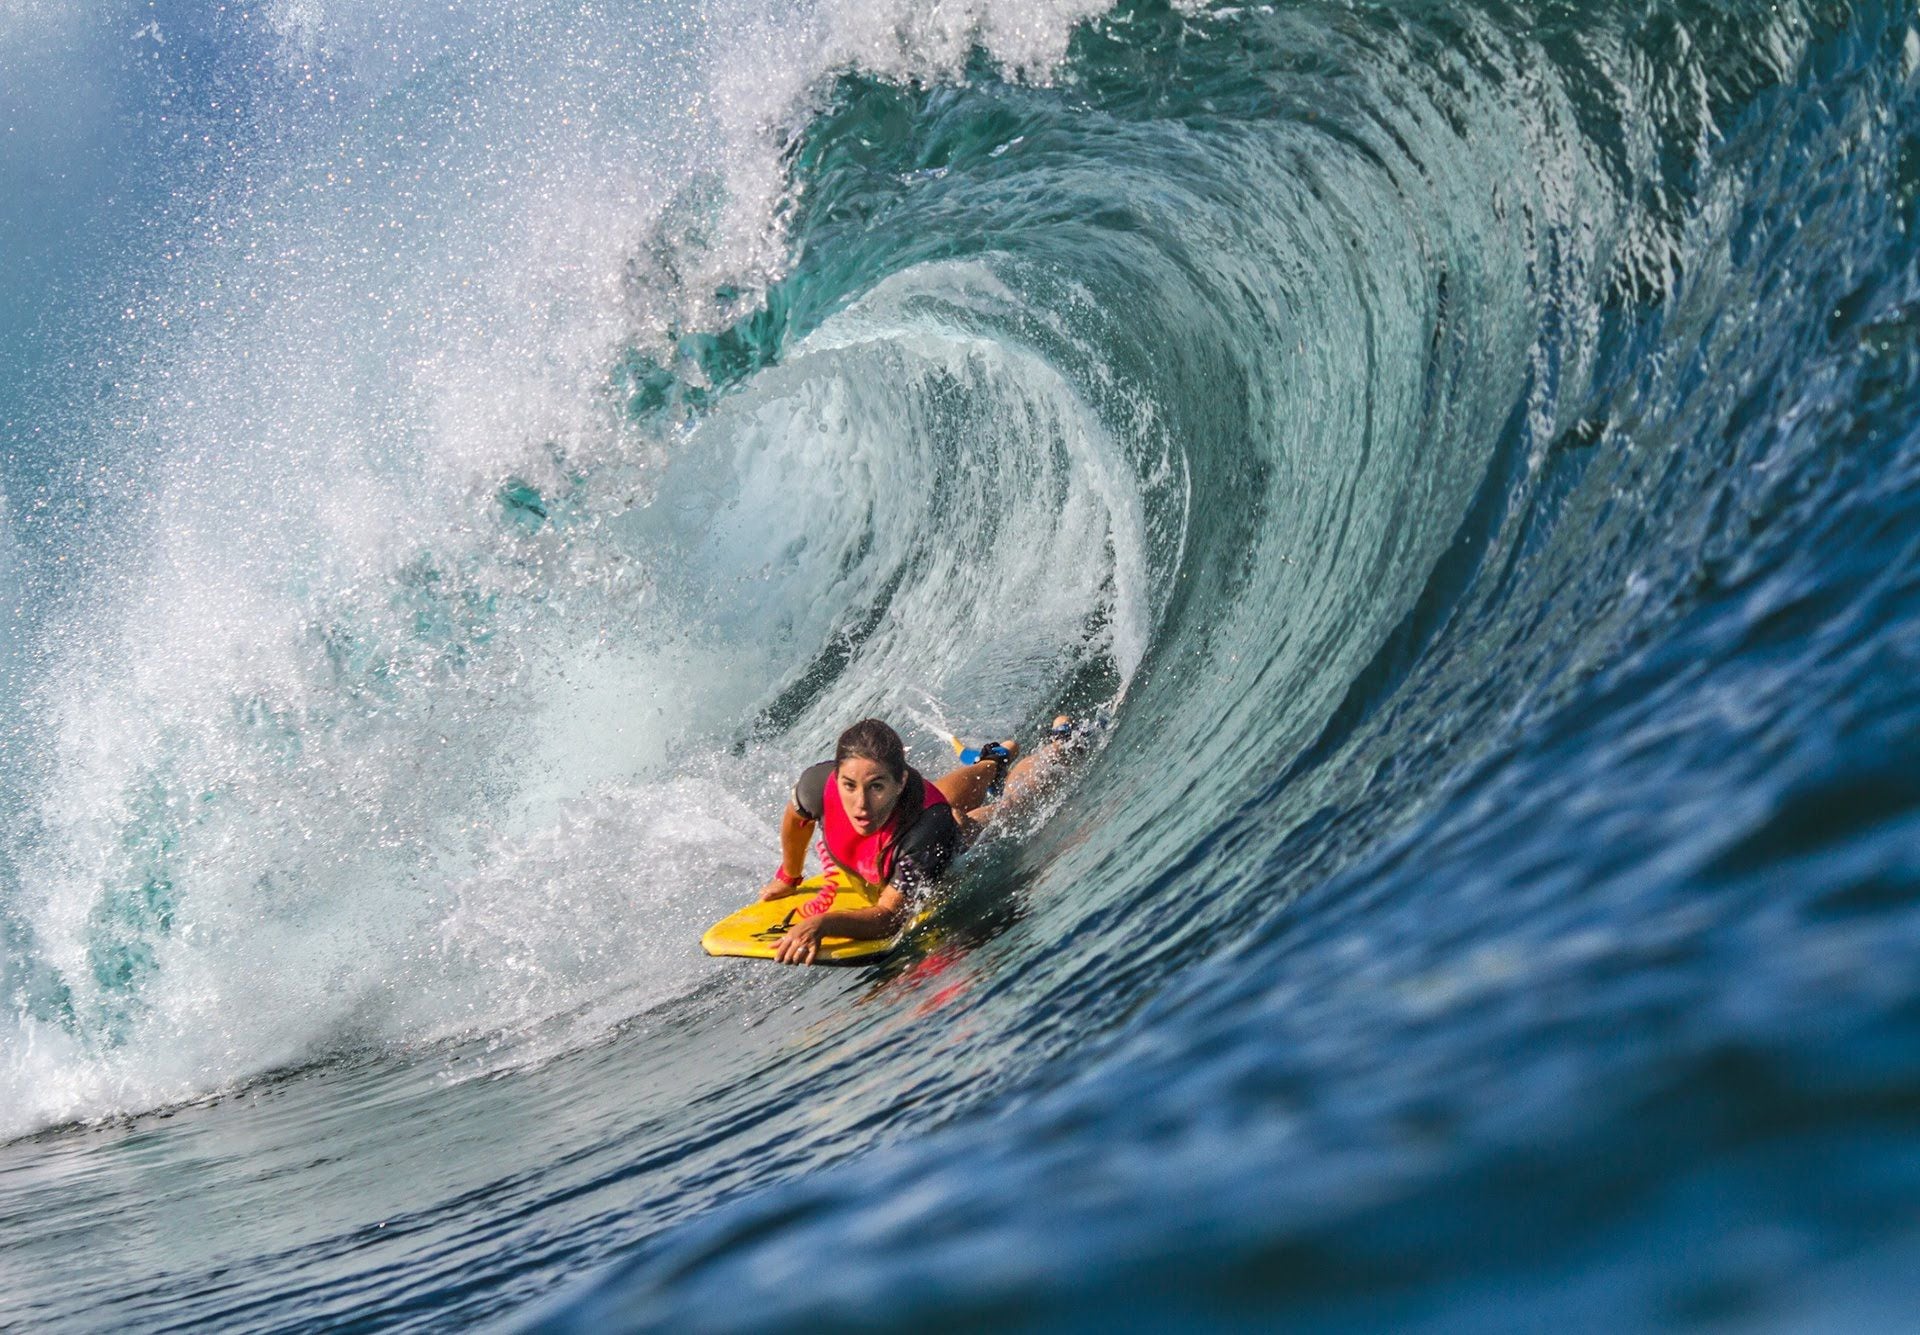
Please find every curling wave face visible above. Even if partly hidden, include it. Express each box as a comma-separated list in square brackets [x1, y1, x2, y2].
[5, 0, 1920, 1328]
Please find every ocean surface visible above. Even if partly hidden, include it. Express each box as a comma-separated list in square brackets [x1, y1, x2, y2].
[4, 0, 1920, 1328]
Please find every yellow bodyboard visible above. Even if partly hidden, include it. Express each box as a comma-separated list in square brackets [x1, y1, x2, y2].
[702, 873, 911, 964]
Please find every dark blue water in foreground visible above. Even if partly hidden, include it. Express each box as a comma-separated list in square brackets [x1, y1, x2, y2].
[4, 0, 1920, 1328]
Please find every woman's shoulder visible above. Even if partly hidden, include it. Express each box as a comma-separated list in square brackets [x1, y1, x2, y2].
[793, 759, 836, 818]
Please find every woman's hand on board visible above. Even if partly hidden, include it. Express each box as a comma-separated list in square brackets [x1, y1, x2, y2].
[773, 917, 825, 965]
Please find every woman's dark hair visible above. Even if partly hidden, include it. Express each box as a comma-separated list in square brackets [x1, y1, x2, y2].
[835, 718, 907, 781]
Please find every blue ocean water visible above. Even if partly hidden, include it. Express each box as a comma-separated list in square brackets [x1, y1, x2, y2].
[4, 0, 1920, 1328]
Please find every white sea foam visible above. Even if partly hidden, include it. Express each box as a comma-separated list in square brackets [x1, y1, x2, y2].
[0, 0, 1127, 1137]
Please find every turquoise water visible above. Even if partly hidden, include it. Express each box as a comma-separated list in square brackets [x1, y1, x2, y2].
[5, 0, 1920, 1327]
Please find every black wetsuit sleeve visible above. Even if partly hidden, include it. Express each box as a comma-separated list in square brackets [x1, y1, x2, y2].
[792, 761, 835, 821]
[888, 803, 961, 903]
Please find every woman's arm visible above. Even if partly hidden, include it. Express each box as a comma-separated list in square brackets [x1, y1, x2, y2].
[758, 802, 818, 900]
[773, 886, 908, 965]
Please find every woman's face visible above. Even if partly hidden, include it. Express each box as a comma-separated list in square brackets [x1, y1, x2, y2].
[837, 757, 904, 835]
